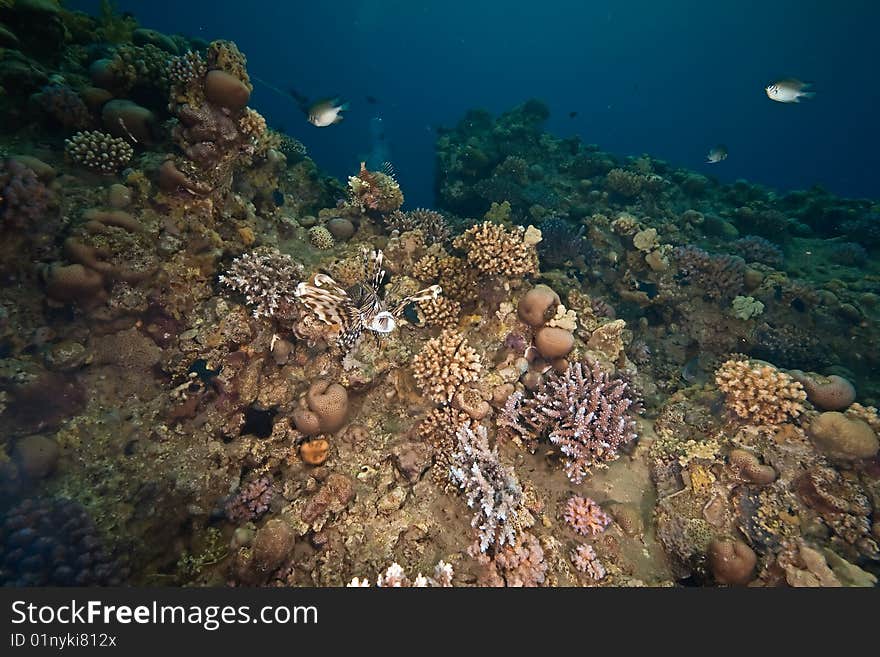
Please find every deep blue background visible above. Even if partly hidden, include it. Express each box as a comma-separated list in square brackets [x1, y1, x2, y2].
[69, 0, 880, 208]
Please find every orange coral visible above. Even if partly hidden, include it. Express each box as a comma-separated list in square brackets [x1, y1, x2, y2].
[715, 359, 806, 426]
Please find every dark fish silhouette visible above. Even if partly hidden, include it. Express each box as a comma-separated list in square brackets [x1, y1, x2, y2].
[569, 111, 578, 118]
[366, 95, 379, 104]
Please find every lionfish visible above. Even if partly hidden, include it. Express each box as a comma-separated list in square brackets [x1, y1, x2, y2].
[294, 249, 441, 352]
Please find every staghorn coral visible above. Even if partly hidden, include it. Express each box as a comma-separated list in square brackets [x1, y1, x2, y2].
[571, 544, 606, 580]
[453, 221, 542, 278]
[563, 495, 611, 536]
[225, 476, 274, 524]
[715, 359, 806, 426]
[450, 422, 523, 553]
[347, 162, 403, 214]
[219, 247, 304, 319]
[501, 360, 637, 483]
[673, 245, 745, 302]
[384, 208, 451, 245]
[411, 329, 482, 404]
[64, 130, 133, 174]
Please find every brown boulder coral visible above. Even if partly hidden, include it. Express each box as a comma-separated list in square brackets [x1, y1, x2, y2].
[807, 412, 878, 461]
[411, 330, 482, 404]
[518, 284, 560, 327]
[715, 359, 806, 427]
[292, 380, 349, 435]
[707, 538, 756, 585]
[788, 371, 856, 411]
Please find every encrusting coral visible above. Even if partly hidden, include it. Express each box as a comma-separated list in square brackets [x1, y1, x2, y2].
[715, 359, 806, 426]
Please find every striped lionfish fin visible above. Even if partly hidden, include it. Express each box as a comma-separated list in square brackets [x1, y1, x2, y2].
[390, 284, 442, 317]
[294, 273, 357, 330]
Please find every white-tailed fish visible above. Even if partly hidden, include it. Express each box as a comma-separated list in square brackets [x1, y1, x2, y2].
[706, 144, 728, 164]
[765, 78, 815, 103]
[308, 98, 349, 127]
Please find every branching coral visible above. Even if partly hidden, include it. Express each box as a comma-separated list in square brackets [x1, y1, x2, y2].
[714, 359, 806, 426]
[411, 329, 482, 403]
[30, 83, 91, 130]
[384, 208, 451, 245]
[500, 360, 637, 483]
[64, 130, 133, 174]
[0, 159, 52, 230]
[225, 476, 273, 524]
[673, 245, 745, 301]
[477, 531, 548, 587]
[732, 235, 783, 267]
[349, 561, 454, 587]
[450, 423, 523, 553]
[537, 217, 590, 267]
[571, 544, 606, 580]
[452, 221, 542, 278]
[417, 294, 461, 329]
[563, 495, 611, 536]
[219, 247, 304, 319]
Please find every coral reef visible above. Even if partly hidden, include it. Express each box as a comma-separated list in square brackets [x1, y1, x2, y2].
[219, 247, 303, 319]
[715, 359, 806, 426]
[411, 330, 482, 404]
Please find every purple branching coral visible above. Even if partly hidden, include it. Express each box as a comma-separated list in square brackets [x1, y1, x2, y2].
[449, 422, 523, 553]
[219, 247, 304, 319]
[571, 544, 606, 580]
[673, 245, 745, 302]
[537, 217, 590, 268]
[225, 476, 274, 524]
[0, 160, 52, 231]
[498, 360, 638, 484]
[384, 208, 451, 245]
[30, 83, 92, 130]
[563, 495, 611, 536]
[731, 235, 784, 268]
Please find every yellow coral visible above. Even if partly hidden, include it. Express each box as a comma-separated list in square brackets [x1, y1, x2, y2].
[715, 359, 806, 427]
[411, 330, 482, 404]
[453, 221, 541, 278]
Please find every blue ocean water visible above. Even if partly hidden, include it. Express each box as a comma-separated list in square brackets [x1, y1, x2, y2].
[68, 0, 879, 207]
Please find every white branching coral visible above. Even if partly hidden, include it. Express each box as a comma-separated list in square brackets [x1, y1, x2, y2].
[450, 423, 523, 553]
[348, 561, 454, 587]
[219, 247, 303, 319]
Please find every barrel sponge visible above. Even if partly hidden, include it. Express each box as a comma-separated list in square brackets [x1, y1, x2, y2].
[807, 411, 878, 461]
[305, 380, 349, 434]
[204, 69, 250, 111]
[708, 538, 756, 585]
[518, 284, 560, 327]
[789, 371, 856, 411]
[534, 326, 574, 359]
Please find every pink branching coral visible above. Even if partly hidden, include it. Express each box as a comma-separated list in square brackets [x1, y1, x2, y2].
[563, 495, 611, 536]
[571, 544, 606, 580]
[477, 531, 547, 587]
[673, 245, 745, 301]
[225, 476, 274, 524]
[219, 247, 304, 319]
[500, 360, 637, 483]
[450, 423, 523, 553]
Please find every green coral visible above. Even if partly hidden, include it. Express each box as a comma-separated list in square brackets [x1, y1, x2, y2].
[96, 0, 136, 43]
[176, 528, 228, 580]
[484, 200, 512, 225]
[731, 295, 764, 320]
